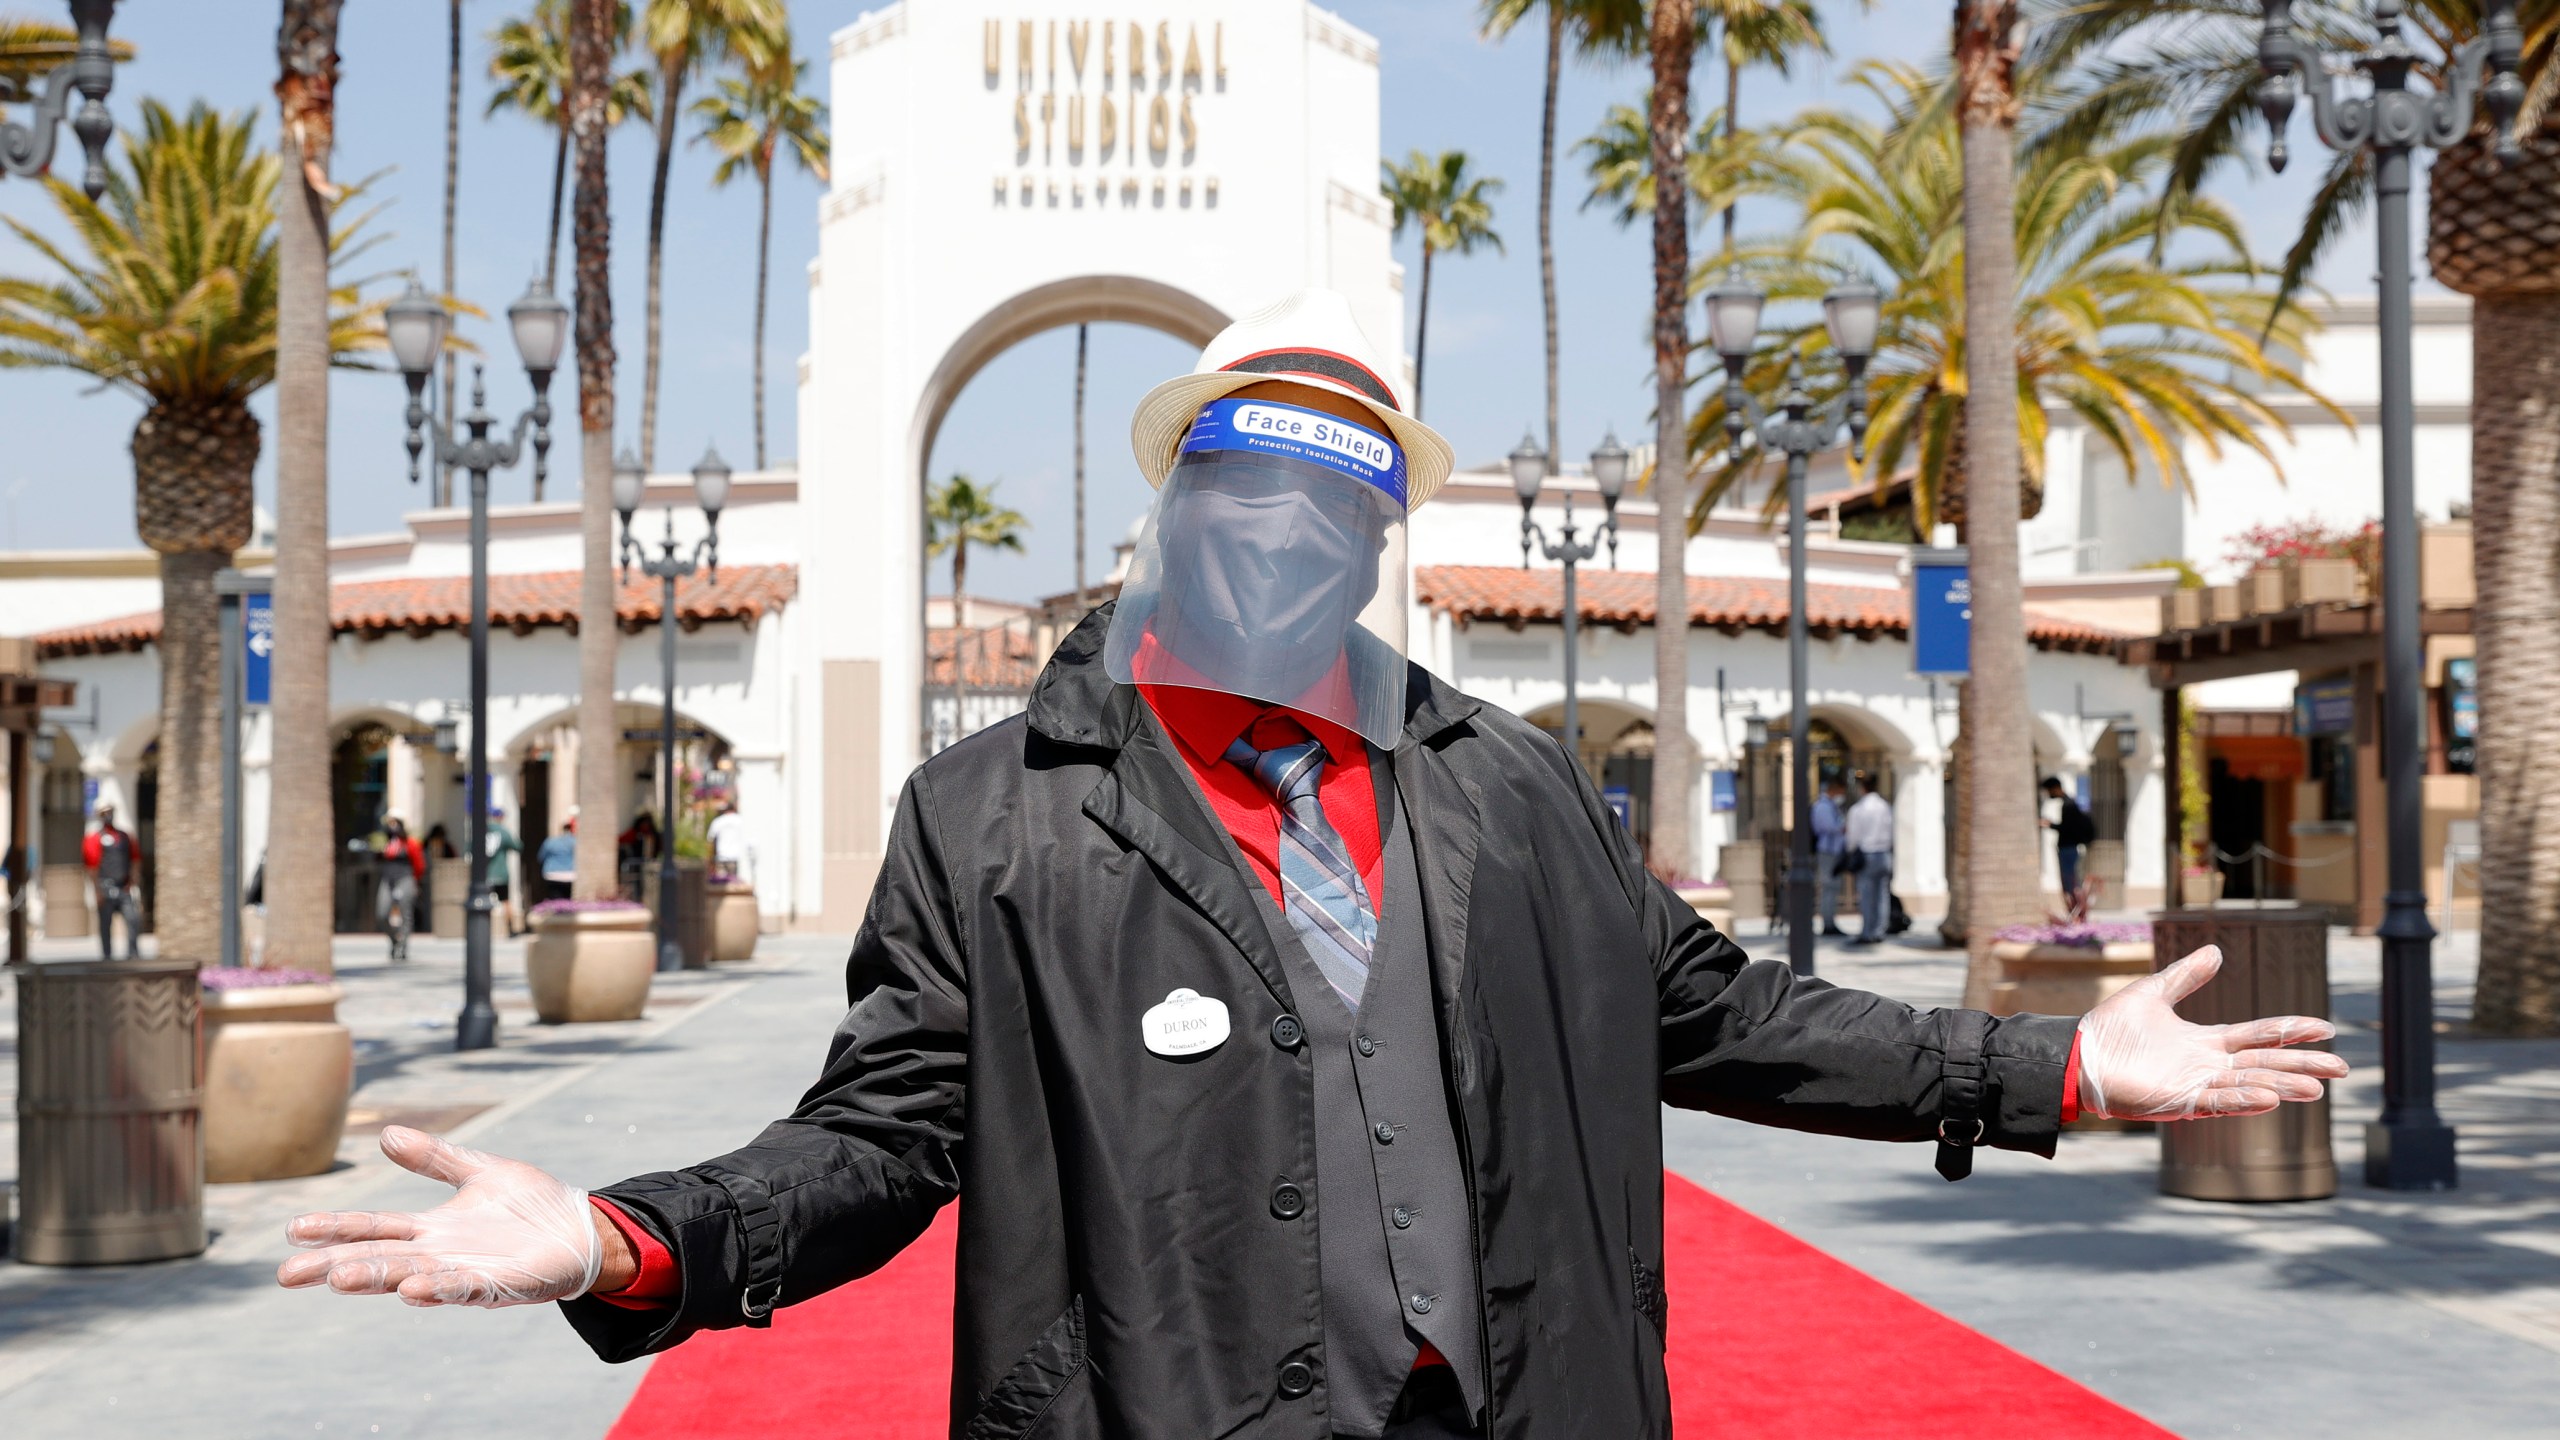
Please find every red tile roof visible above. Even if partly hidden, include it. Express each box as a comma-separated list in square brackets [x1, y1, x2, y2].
[33, 563, 798, 659]
[1414, 565, 2126, 653]
[925, 624, 1043, 691]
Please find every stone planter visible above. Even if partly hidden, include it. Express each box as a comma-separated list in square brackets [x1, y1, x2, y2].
[2242, 565, 2288, 616]
[1987, 941, 2156, 1134]
[2158, 587, 2205, 634]
[199, 979, 354, 1184]
[40, 862, 90, 938]
[2180, 869, 2225, 907]
[2285, 556, 2366, 608]
[1674, 883, 1735, 939]
[526, 906, 654, 1023]
[710, 883, 760, 962]
[2207, 584, 2244, 624]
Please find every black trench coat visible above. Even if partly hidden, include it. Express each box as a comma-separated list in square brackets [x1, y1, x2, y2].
[563, 607, 2075, 1438]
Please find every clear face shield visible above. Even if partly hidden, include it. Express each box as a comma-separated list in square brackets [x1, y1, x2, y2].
[1105, 397, 1411, 749]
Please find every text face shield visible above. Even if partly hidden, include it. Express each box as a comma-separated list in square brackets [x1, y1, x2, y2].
[1106, 398, 1411, 748]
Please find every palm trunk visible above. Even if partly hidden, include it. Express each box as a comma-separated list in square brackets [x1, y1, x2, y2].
[571, 0, 623, 899]
[2470, 293, 2560, 1034]
[751, 164, 773, 470]
[1953, 1, 2039, 1006]
[437, 0, 462, 510]
[1539, 5, 1562, 471]
[1412, 245, 1436, 419]
[268, 127, 337, 973]
[1939, 680, 1972, 946]
[953, 539, 969, 632]
[640, 63, 685, 470]
[1721, 43, 1741, 251]
[544, 122, 568, 293]
[1074, 322, 1089, 609]
[1647, 0, 1698, 883]
[131, 396, 260, 966]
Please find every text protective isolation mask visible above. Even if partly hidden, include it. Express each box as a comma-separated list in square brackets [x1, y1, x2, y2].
[1105, 397, 1411, 748]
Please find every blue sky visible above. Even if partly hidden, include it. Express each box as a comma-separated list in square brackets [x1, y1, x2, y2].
[0, 2, 2386, 606]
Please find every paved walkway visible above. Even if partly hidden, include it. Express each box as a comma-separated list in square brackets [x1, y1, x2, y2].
[3, 918, 2554, 1437]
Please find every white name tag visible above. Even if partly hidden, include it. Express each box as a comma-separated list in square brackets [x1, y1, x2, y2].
[1141, 988, 1231, 1058]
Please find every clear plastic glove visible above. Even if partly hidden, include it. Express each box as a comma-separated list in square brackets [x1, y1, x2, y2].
[276, 1125, 602, 1308]
[2077, 945, 2350, 1121]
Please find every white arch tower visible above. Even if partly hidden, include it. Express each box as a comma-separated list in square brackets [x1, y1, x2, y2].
[797, 2, 1404, 925]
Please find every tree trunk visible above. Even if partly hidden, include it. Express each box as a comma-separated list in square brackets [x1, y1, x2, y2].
[2470, 293, 2560, 1035]
[751, 165, 772, 470]
[131, 397, 260, 966]
[1647, 0, 1698, 883]
[639, 63, 684, 469]
[953, 538, 969, 633]
[1539, 5, 1562, 472]
[1721, 41, 1741, 251]
[544, 122, 568, 293]
[1939, 679, 1972, 947]
[437, 0, 462, 510]
[1412, 244, 1435, 420]
[571, 0, 623, 899]
[1074, 322, 1089, 610]
[268, 124, 337, 974]
[1952, 0, 2040, 1008]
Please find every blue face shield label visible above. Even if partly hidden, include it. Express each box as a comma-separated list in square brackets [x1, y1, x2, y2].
[1178, 397, 1408, 509]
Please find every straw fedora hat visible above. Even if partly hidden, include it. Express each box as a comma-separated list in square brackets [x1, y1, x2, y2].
[1128, 287, 1456, 507]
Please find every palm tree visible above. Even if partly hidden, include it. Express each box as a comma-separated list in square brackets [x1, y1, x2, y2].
[270, 0, 345, 974]
[636, 0, 780, 468]
[569, 0, 624, 899]
[0, 101, 386, 968]
[2028, 0, 2560, 1035]
[692, 34, 827, 471]
[1648, 0, 1700, 885]
[486, 0, 651, 303]
[926, 473, 1028, 632]
[1699, 2, 1831, 249]
[1478, 0, 1643, 473]
[1380, 148, 1504, 419]
[439, 0, 462, 509]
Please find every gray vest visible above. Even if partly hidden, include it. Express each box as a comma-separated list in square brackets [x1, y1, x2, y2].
[1238, 763, 1484, 1438]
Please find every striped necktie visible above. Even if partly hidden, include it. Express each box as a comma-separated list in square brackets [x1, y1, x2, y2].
[1226, 728, 1375, 1012]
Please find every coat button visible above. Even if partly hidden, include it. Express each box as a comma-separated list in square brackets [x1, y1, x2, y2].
[1373, 1122, 1396, 1145]
[1277, 1360, 1314, 1399]
[1270, 1014, 1303, 1050]
[1391, 1206, 1413, 1229]
[1271, 1181, 1306, 1220]
[1355, 1034, 1376, 1057]
[1409, 1293, 1433, 1316]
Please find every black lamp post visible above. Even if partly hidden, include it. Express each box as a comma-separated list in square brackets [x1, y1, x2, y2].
[614, 446, 729, 974]
[0, 0, 119, 200]
[388, 272, 569, 1052]
[1707, 273, 1880, 979]
[2257, 0, 2523, 1192]
[1511, 429, 1631, 762]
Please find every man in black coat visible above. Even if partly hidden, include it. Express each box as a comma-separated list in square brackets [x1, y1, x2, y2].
[280, 291, 2345, 1439]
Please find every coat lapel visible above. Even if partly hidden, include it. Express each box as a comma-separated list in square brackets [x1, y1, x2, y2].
[1080, 716, 1301, 1015]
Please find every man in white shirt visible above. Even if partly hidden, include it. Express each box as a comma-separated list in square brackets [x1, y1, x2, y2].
[706, 803, 749, 883]
[1843, 774, 1895, 945]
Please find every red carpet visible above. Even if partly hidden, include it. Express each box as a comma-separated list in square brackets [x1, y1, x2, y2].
[609, 1174, 2172, 1439]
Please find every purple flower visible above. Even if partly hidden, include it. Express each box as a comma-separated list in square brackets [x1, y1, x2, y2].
[530, 898, 650, 918]
[199, 966, 332, 991]
[1993, 922, 2152, 949]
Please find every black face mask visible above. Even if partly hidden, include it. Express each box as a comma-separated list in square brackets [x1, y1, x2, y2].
[1153, 455, 1388, 701]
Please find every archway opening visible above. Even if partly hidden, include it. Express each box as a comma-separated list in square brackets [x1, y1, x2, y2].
[505, 702, 737, 900]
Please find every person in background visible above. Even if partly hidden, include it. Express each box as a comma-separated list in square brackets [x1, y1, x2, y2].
[1844, 773, 1895, 947]
[705, 802, 749, 884]
[1810, 777, 1850, 939]
[536, 818, 578, 904]
[485, 805, 525, 938]
[376, 818, 427, 962]
[2043, 776, 2098, 921]
[83, 802, 143, 960]
[422, 823, 459, 860]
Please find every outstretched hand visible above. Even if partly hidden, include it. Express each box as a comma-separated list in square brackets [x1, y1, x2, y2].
[276, 1126, 603, 1308]
[2076, 945, 2350, 1121]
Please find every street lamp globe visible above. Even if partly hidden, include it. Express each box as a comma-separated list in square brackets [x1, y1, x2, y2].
[692, 442, 733, 517]
[611, 450, 647, 519]
[385, 276, 446, 380]
[1507, 431, 1546, 504]
[1703, 267, 1765, 371]
[506, 275, 570, 378]
[1821, 279, 1883, 368]
[1588, 429, 1630, 503]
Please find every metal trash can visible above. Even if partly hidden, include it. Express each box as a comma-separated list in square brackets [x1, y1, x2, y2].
[2150, 908, 2336, 1202]
[12, 958, 208, 1264]
[430, 856, 470, 939]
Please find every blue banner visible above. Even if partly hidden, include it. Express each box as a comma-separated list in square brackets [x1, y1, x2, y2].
[1710, 769, 1738, 813]
[1178, 397, 1408, 508]
[243, 592, 274, 706]
[1911, 558, 1970, 677]
[2293, 675, 2354, 737]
